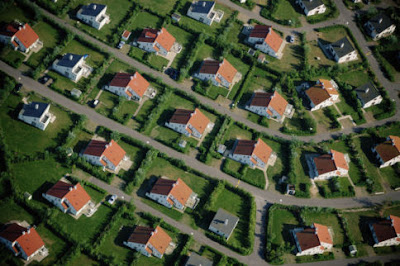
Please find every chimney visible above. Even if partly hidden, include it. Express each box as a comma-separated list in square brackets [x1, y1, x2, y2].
[35, 104, 39, 110]
[18, 26, 22, 31]
[379, 18, 383, 24]
[22, 231, 26, 235]
[74, 185, 77, 190]
[151, 231, 154, 236]
[69, 187, 73, 191]
[364, 88, 369, 93]
[224, 219, 228, 225]
[340, 42, 344, 48]
[23, 24, 26, 29]
[109, 141, 112, 146]
[93, 4, 97, 10]
[202, 1, 206, 7]
[27, 227, 30, 234]
[69, 54, 73, 61]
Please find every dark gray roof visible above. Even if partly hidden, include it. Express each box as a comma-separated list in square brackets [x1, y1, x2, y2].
[330, 37, 355, 58]
[22, 102, 49, 118]
[79, 3, 106, 17]
[185, 253, 213, 266]
[189, 1, 215, 14]
[355, 81, 381, 105]
[367, 14, 394, 34]
[300, 0, 324, 11]
[57, 53, 83, 68]
[209, 208, 239, 237]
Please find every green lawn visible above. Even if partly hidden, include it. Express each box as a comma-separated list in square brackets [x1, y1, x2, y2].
[61, 39, 106, 67]
[336, 95, 364, 123]
[340, 210, 379, 244]
[135, 0, 177, 16]
[106, 59, 135, 74]
[221, 123, 253, 149]
[0, 1, 34, 24]
[69, 0, 135, 43]
[83, 185, 106, 204]
[241, 67, 277, 103]
[0, 199, 35, 224]
[165, 24, 194, 69]
[36, 224, 68, 266]
[11, 157, 70, 196]
[47, 70, 88, 94]
[268, 43, 302, 72]
[27, 21, 63, 68]
[114, 100, 139, 121]
[301, 210, 344, 246]
[376, 124, 400, 138]
[269, 207, 300, 247]
[126, 11, 162, 35]
[52, 204, 114, 243]
[134, 99, 156, 125]
[380, 166, 400, 189]
[69, 254, 100, 266]
[0, 93, 73, 155]
[271, 0, 301, 27]
[316, 177, 354, 198]
[0, 45, 26, 68]
[96, 90, 119, 116]
[69, 130, 93, 153]
[337, 70, 370, 87]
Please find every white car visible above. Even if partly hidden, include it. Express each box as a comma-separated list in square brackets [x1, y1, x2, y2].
[108, 194, 117, 204]
[117, 41, 125, 49]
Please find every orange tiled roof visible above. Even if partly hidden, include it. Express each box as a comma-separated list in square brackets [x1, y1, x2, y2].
[391, 135, 400, 152]
[390, 215, 400, 235]
[318, 79, 338, 95]
[122, 30, 131, 39]
[188, 108, 210, 134]
[250, 91, 288, 116]
[148, 226, 172, 255]
[170, 178, 193, 206]
[217, 59, 238, 83]
[46, 180, 91, 212]
[109, 72, 149, 97]
[375, 135, 400, 163]
[233, 138, 272, 164]
[331, 149, 349, 170]
[155, 27, 176, 52]
[253, 138, 273, 164]
[264, 27, 283, 53]
[2, 23, 39, 49]
[314, 223, 333, 245]
[102, 140, 126, 167]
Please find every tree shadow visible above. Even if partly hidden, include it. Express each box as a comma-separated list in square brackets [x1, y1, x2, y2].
[114, 225, 135, 247]
[359, 136, 379, 166]
[136, 175, 157, 198]
[33, 181, 56, 205]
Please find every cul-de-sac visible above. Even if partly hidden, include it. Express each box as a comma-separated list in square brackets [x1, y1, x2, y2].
[0, 0, 400, 265]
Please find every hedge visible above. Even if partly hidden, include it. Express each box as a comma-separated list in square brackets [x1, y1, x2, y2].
[125, 149, 159, 192]
[140, 90, 172, 135]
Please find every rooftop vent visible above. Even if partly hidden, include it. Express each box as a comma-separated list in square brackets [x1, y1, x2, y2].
[69, 54, 73, 61]
[224, 219, 228, 225]
[93, 4, 97, 10]
[35, 104, 39, 110]
[379, 18, 383, 24]
[364, 88, 370, 93]
[340, 42, 344, 48]
[202, 1, 206, 7]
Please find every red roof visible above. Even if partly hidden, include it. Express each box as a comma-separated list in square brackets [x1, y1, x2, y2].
[122, 30, 131, 39]
[0, 23, 39, 49]
[109, 72, 150, 97]
[150, 177, 193, 206]
[372, 216, 399, 243]
[390, 215, 400, 235]
[313, 149, 348, 175]
[137, 28, 176, 52]
[295, 223, 332, 252]
[375, 135, 400, 163]
[83, 139, 126, 167]
[46, 180, 91, 212]
[249, 25, 283, 53]
[199, 59, 238, 83]
[168, 108, 210, 135]
[0, 223, 45, 257]
[305, 85, 331, 106]
[128, 226, 172, 255]
[249, 91, 289, 116]
[233, 138, 272, 164]
[314, 223, 333, 245]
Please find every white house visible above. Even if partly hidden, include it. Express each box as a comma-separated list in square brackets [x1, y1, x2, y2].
[292, 223, 333, 256]
[124, 226, 173, 259]
[137, 27, 176, 56]
[42, 179, 91, 216]
[355, 81, 382, 109]
[296, 0, 326, 16]
[104, 72, 150, 101]
[76, 3, 110, 30]
[194, 58, 241, 89]
[229, 138, 273, 169]
[247, 25, 285, 59]
[146, 177, 199, 210]
[18, 102, 53, 131]
[52, 53, 92, 82]
[327, 37, 358, 64]
[364, 14, 396, 40]
[310, 149, 349, 180]
[0, 222, 47, 261]
[370, 215, 400, 247]
[165, 108, 212, 139]
[305, 79, 339, 111]
[186, 1, 223, 26]
[0, 22, 42, 53]
[209, 208, 239, 240]
[245, 91, 294, 123]
[373, 135, 400, 168]
[82, 139, 127, 172]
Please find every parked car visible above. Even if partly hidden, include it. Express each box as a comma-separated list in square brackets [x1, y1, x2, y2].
[288, 35, 295, 43]
[39, 75, 50, 84]
[108, 194, 117, 204]
[117, 41, 125, 49]
[91, 99, 99, 108]
[14, 83, 22, 92]
[165, 68, 179, 80]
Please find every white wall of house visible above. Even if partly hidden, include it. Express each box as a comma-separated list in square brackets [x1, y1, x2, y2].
[82, 153, 104, 168]
[169, 194, 184, 210]
[104, 85, 142, 101]
[0, 234, 43, 261]
[314, 167, 348, 180]
[334, 50, 358, 64]
[52, 57, 85, 82]
[124, 242, 151, 257]
[365, 22, 396, 40]
[361, 95, 382, 109]
[42, 193, 68, 213]
[165, 122, 191, 137]
[297, 1, 326, 16]
[309, 98, 334, 111]
[147, 192, 173, 208]
[187, 10, 213, 25]
[248, 35, 279, 57]
[77, 7, 108, 30]
[0, 237, 17, 256]
[138, 41, 156, 53]
[18, 105, 50, 131]
[246, 105, 283, 120]
[373, 237, 400, 247]
[373, 147, 400, 168]
[154, 42, 169, 56]
[296, 245, 325, 256]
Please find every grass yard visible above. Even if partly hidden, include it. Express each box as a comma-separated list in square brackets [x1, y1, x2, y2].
[134, 99, 156, 125]
[114, 100, 139, 121]
[61, 39, 106, 67]
[307, 39, 336, 68]
[69, 254, 100, 265]
[0, 45, 26, 68]
[117, 139, 146, 170]
[268, 43, 302, 72]
[269, 207, 300, 248]
[96, 90, 119, 116]
[337, 70, 370, 87]
[225, 53, 250, 78]
[106, 59, 135, 74]
[316, 177, 354, 198]
[0, 1, 35, 24]
[240, 67, 277, 103]
[207, 85, 229, 100]
[380, 166, 400, 189]
[341, 210, 379, 244]
[83, 185, 106, 203]
[221, 123, 253, 149]
[36, 224, 68, 266]
[165, 24, 194, 69]
[271, 0, 301, 27]
[0, 199, 35, 224]
[376, 124, 400, 138]
[226, 21, 244, 47]
[0, 94, 73, 155]
[52, 204, 114, 243]
[301, 210, 344, 246]
[126, 11, 162, 36]
[135, 0, 177, 16]
[47, 70, 88, 94]
[69, 130, 93, 153]
[335, 95, 364, 124]
[11, 157, 70, 196]
[27, 21, 63, 68]
[69, 0, 134, 43]
[293, 149, 313, 196]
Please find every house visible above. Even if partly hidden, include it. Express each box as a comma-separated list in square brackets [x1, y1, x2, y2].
[187, 1, 223, 26]
[209, 208, 239, 240]
[146, 177, 199, 210]
[372, 135, 400, 168]
[292, 223, 333, 256]
[0, 22, 42, 53]
[327, 37, 358, 63]
[355, 81, 382, 108]
[18, 102, 53, 131]
[124, 226, 173, 258]
[245, 91, 294, 123]
[82, 139, 127, 172]
[364, 14, 396, 40]
[194, 58, 241, 89]
[165, 108, 212, 139]
[121, 30, 131, 41]
[42, 179, 91, 216]
[185, 253, 213, 266]
[76, 3, 110, 30]
[137, 27, 176, 56]
[52, 53, 92, 82]
[369, 215, 400, 247]
[104, 72, 150, 101]
[310, 149, 349, 180]
[247, 25, 285, 58]
[0, 222, 47, 261]
[296, 0, 326, 16]
[229, 138, 273, 169]
[305, 79, 339, 111]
